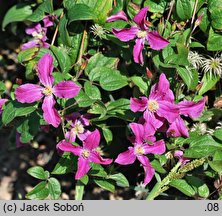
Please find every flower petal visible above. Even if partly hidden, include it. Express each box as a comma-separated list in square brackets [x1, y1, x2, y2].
[15, 84, 43, 103]
[112, 26, 138, 42]
[129, 122, 144, 144]
[90, 152, 113, 165]
[143, 162, 155, 185]
[106, 11, 128, 22]
[53, 80, 81, 98]
[178, 98, 205, 118]
[115, 147, 136, 165]
[37, 53, 54, 86]
[57, 139, 82, 156]
[133, 38, 145, 64]
[149, 73, 175, 102]
[83, 129, 100, 150]
[0, 99, 8, 112]
[25, 23, 42, 35]
[78, 130, 91, 141]
[167, 117, 189, 137]
[21, 40, 39, 50]
[75, 157, 90, 180]
[143, 139, 166, 154]
[65, 131, 77, 143]
[130, 96, 148, 112]
[143, 110, 164, 131]
[147, 31, 169, 50]
[43, 15, 54, 27]
[157, 101, 179, 123]
[133, 6, 149, 30]
[42, 95, 61, 128]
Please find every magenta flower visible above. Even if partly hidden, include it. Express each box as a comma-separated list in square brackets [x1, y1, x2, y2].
[174, 150, 190, 166]
[65, 112, 91, 142]
[167, 98, 205, 137]
[130, 73, 179, 133]
[15, 53, 81, 128]
[43, 15, 55, 28]
[115, 123, 166, 185]
[57, 129, 113, 180]
[0, 99, 8, 115]
[107, 7, 169, 64]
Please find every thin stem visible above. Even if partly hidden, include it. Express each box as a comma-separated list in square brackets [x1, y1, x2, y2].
[76, 29, 87, 65]
[51, 11, 64, 46]
[191, 0, 199, 26]
[164, 0, 175, 31]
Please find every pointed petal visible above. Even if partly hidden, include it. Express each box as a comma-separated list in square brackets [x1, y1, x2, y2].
[15, 84, 43, 103]
[115, 147, 136, 165]
[143, 110, 164, 131]
[133, 6, 149, 30]
[143, 140, 166, 154]
[25, 23, 42, 35]
[157, 101, 179, 123]
[65, 131, 76, 143]
[90, 152, 113, 165]
[78, 130, 91, 141]
[147, 31, 169, 50]
[0, 99, 8, 112]
[129, 123, 144, 144]
[43, 15, 54, 27]
[57, 139, 82, 156]
[42, 95, 61, 128]
[21, 40, 39, 50]
[167, 117, 189, 137]
[83, 129, 100, 150]
[106, 11, 128, 22]
[53, 81, 81, 98]
[133, 38, 145, 64]
[178, 98, 205, 118]
[143, 162, 155, 185]
[75, 157, 90, 180]
[149, 73, 175, 102]
[112, 26, 138, 42]
[37, 53, 54, 86]
[137, 154, 149, 166]
[130, 96, 148, 112]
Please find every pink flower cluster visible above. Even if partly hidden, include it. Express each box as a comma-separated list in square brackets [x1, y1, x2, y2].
[21, 15, 55, 50]
[107, 7, 169, 64]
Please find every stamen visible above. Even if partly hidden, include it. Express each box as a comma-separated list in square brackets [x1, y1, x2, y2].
[82, 149, 90, 158]
[43, 86, 53, 96]
[135, 145, 145, 155]
[71, 122, 84, 134]
[147, 100, 159, 112]
[136, 31, 147, 38]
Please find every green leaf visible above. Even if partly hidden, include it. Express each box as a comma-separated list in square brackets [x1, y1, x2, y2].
[144, 0, 168, 13]
[79, 175, 89, 185]
[75, 180, 85, 200]
[176, 0, 192, 21]
[75, 90, 96, 107]
[48, 177, 61, 200]
[198, 73, 220, 95]
[17, 47, 39, 63]
[150, 160, 167, 174]
[214, 128, 222, 141]
[207, 27, 222, 51]
[176, 67, 198, 90]
[50, 45, 71, 74]
[68, 4, 96, 23]
[2, 3, 32, 30]
[131, 76, 149, 95]
[93, 179, 115, 193]
[208, 160, 222, 174]
[89, 164, 107, 177]
[208, 0, 222, 30]
[109, 173, 129, 187]
[102, 128, 113, 144]
[184, 135, 222, 158]
[88, 101, 107, 118]
[107, 99, 130, 112]
[26, 182, 49, 200]
[170, 179, 196, 197]
[100, 68, 128, 91]
[0, 81, 6, 95]
[27, 166, 48, 180]
[84, 81, 101, 100]
[198, 8, 210, 33]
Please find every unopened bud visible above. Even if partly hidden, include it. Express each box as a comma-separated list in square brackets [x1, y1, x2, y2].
[146, 67, 153, 79]
[195, 14, 204, 27]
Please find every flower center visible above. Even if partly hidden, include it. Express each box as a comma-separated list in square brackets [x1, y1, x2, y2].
[32, 31, 44, 39]
[135, 145, 145, 155]
[43, 86, 53, 96]
[71, 122, 84, 135]
[147, 100, 159, 112]
[136, 30, 147, 38]
[81, 149, 90, 158]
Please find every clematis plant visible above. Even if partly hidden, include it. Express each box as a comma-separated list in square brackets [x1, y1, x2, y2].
[115, 122, 165, 185]
[15, 53, 80, 127]
[57, 129, 113, 180]
[107, 7, 169, 64]
[130, 73, 179, 133]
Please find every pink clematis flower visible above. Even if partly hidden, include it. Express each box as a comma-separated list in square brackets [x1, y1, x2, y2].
[57, 129, 113, 180]
[65, 112, 91, 142]
[130, 73, 179, 133]
[115, 123, 166, 185]
[15, 53, 81, 128]
[167, 98, 205, 137]
[107, 7, 169, 64]
[0, 99, 8, 115]
[174, 150, 190, 166]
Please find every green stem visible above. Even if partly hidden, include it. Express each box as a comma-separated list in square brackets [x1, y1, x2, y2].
[75, 181, 85, 200]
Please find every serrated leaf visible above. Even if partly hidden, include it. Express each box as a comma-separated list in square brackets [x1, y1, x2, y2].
[48, 177, 61, 200]
[2, 3, 32, 30]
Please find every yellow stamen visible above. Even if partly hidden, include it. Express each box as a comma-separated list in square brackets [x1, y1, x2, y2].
[136, 30, 147, 38]
[82, 149, 90, 158]
[147, 100, 159, 112]
[43, 86, 53, 96]
[135, 146, 145, 155]
[71, 122, 84, 135]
